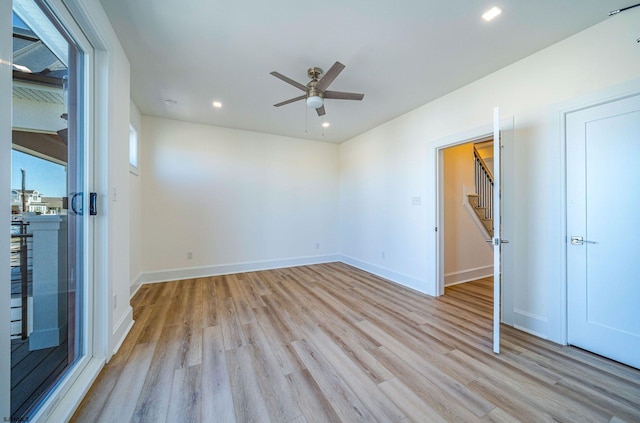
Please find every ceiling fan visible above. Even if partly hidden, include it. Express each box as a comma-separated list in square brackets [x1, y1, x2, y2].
[270, 61, 364, 116]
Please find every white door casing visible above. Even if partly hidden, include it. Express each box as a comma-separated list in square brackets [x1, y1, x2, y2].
[566, 93, 640, 369]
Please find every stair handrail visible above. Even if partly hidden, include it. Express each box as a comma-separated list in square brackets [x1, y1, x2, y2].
[473, 145, 494, 183]
[473, 145, 494, 222]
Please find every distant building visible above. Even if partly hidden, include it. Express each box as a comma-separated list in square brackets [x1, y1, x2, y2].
[11, 189, 63, 214]
[41, 196, 64, 214]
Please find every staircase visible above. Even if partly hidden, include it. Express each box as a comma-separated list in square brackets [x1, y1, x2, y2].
[467, 193, 493, 237]
[468, 141, 494, 237]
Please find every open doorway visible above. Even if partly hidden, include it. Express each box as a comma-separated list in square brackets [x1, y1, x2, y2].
[435, 115, 515, 343]
[438, 136, 494, 299]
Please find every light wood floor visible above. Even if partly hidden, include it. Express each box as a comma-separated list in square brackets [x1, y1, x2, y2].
[72, 263, 640, 422]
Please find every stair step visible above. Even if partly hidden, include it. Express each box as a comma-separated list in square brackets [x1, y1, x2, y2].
[468, 195, 479, 207]
[467, 193, 494, 237]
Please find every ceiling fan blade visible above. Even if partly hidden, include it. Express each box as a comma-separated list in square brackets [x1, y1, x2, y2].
[324, 90, 364, 101]
[274, 95, 306, 107]
[316, 105, 326, 116]
[270, 71, 308, 91]
[314, 61, 345, 92]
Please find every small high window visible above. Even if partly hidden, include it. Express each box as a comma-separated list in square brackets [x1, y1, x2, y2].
[129, 124, 138, 170]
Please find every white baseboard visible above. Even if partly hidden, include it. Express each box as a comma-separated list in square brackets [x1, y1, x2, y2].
[513, 308, 549, 339]
[130, 273, 143, 298]
[339, 255, 430, 295]
[111, 306, 134, 359]
[38, 357, 105, 423]
[138, 254, 341, 285]
[444, 265, 493, 286]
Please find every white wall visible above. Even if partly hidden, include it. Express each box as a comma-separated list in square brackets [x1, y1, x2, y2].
[129, 100, 142, 292]
[443, 142, 492, 285]
[106, 32, 132, 353]
[140, 116, 339, 282]
[339, 10, 640, 343]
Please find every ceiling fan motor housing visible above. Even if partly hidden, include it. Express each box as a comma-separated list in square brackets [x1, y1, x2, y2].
[307, 67, 323, 80]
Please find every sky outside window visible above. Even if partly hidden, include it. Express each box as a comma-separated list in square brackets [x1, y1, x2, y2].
[12, 149, 66, 197]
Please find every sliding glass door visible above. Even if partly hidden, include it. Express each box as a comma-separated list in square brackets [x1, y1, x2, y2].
[9, 0, 87, 418]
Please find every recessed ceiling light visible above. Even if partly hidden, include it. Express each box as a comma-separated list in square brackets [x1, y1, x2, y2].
[212, 101, 222, 108]
[322, 122, 330, 128]
[482, 6, 502, 21]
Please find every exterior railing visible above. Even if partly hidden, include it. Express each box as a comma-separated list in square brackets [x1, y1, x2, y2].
[11, 221, 32, 340]
[473, 146, 494, 221]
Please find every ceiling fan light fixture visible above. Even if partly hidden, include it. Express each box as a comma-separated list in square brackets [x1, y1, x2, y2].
[306, 95, 323, 109]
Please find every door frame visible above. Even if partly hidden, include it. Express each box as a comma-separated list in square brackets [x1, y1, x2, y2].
[30, 0, 111, 421]
[436, 132, 493, 295]
[1, 0, 112, 421]
[433, 115, 515, 336]
[559, 78, 640, 346]
[1, 1, 13, 418]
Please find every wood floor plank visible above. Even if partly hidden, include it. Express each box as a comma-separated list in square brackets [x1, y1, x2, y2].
[70, 363, 123, 423]
[201, 277, 218, 328]
[378, 377, 447, 423]
[131, 322, 183, 423]
[302, 323, 409, 422]
[96, 342, 156, 423]
[201, 326, 236, 423]
[358, 317, 492, 415]
[372, 345, 493, 421]
[166, 364, 202, 423]
[252, 305, 305, 375]
[227, 273, 257, 325]
[291, 338, 377, 423]
[244, 322, 304, 422]
[73, 265, 640, 423]
[455, 348, 612, 422]
[135, 299, 172, 345]
[215, 277, 247, 350]
[285, 369, 343, 423]
[226, 346, 272, 423]
[245, 271, 272, 296]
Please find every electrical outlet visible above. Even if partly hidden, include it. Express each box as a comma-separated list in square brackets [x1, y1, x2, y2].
[381, 251, 386, 259]
[187, 251, 193, 260]
[315, 243, 320, 249]
[113, 294, 117, 310]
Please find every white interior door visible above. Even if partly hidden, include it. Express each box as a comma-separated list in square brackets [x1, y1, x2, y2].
[567, 94, 640, 369]
[492, 107, 503, 354]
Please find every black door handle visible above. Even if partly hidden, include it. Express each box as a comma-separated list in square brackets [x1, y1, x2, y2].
[90, 193, 97, 215]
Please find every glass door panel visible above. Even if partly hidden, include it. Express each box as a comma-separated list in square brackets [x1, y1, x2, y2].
[10, 1, 85, 419]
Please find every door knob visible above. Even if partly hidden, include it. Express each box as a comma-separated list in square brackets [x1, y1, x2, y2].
[486, 238, 510, 245]
[571, 236, 597, 245]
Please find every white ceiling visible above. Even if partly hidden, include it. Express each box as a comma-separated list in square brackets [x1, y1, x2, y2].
[99, 0, 627, 143]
